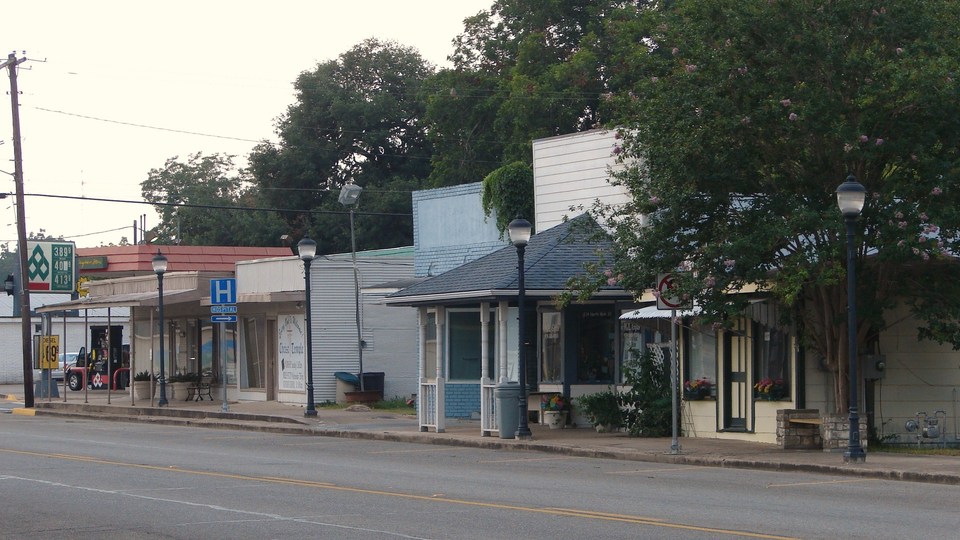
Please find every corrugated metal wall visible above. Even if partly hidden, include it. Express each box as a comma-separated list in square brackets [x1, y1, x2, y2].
[309, 257, 416, 402]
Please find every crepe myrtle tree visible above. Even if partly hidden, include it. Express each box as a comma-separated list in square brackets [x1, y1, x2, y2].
[574, 0, 960, 414]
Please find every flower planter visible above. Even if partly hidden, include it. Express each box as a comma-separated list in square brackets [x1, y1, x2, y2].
[344, 390, 381, 404]
[542, 410, 567, 429]
[133, 380, 152, 400]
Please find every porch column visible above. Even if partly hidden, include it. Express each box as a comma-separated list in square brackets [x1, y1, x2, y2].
[480, 303, 491, 380]
[417, 307, 428, 430]
[480, 302, 494, 435]
[498, 300, 508, 382]
[417, 307, 427, 381]
[435, 306, 445, 433]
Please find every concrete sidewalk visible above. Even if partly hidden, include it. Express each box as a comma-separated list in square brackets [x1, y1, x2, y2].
[3, 383, 959, 486]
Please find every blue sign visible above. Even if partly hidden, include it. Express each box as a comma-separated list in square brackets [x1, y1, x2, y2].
[210, 278, 237, 305]
[211, 315, 238, 323]
[211, 305, 238, 314]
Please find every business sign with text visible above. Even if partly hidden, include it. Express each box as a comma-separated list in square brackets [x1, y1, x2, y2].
[27, 241, 76, 293]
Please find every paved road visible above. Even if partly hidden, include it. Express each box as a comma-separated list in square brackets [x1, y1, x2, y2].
[2, 413, 959, 539]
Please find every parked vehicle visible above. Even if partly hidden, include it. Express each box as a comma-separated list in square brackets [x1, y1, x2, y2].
[33, 352, 76, 382]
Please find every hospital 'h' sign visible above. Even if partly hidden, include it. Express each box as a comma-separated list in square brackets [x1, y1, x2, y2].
[210, 278, 237, 305]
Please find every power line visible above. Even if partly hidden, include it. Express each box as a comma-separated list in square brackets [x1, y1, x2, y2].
[21, 191, 413, 218]
[32, 107, 272, 145]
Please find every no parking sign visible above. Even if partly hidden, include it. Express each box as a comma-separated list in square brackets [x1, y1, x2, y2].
[656, 273, 692, 310]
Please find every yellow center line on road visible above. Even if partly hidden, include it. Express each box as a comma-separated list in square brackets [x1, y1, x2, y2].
[766, 478, 879, 488]
[479, 456, 579, 464]
[0, 447, 797, 539]
[605, 466, 705, 475]
[367, 447, 461, 454]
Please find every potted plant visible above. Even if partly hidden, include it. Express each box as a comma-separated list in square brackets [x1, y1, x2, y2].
[754, 377, 788, 400]
[683, 377, 713, 400]
[540, 393, 568, 429]
[575, 389, 622, 432]
[166, 373, 189, 401]
[133, 371, 152, 400]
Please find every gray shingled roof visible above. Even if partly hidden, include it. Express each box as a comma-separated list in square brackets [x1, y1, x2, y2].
[385, 214, 629, 306]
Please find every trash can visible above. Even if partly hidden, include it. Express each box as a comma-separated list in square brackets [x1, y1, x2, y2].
[334, 371, 359, 404]
[360, 372, 385, 401]
[495, 381, 521, 439]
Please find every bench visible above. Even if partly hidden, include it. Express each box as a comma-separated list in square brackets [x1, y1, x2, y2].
[789, 418, 822, 426]
[186, 376, 214, 401]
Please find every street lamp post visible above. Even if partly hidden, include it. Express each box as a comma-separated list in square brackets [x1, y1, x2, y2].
[152, 250, 169, 407]
[298, 237, 318, 417]
[509, 217, 533, 440]
[338, 183, 364, 392]
[836, 174, 867, 463]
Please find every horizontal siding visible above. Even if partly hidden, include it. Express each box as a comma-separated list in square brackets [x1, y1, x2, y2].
[533, 130, 631, 231]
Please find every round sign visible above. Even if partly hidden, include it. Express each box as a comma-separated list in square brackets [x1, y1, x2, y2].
[656, 273, 687, 310]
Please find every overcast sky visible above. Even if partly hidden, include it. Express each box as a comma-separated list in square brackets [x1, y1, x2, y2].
[1, 0, 491, 248]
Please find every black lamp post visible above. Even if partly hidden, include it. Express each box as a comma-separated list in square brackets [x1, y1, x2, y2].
[298, 237, 318, 417]
[152, 250, 169, 407]
[509, 217, 533, 440]
[836, 174, 867, 463]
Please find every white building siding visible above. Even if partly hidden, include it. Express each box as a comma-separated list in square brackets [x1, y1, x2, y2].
[533, 129, 632, 231]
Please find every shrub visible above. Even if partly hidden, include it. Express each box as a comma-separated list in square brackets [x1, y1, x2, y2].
[575, 389, 622, 428]
[620, 350, 673, 437]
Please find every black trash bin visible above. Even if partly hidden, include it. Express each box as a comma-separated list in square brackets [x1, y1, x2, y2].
[360, 372, 385, 400]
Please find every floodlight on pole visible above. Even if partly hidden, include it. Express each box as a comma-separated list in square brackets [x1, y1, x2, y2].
[339, 182, 365, 393]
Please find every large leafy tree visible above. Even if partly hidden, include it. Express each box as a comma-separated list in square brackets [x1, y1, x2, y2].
[600, 0, 960, 413]
[141, 153, 287, 246]
[248, 38, 434, 254]
[423, 0, 626, 186]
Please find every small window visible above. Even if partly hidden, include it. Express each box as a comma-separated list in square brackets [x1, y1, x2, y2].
[540, 311, 562, 382]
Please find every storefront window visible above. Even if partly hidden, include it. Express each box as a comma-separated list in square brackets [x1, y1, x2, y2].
[540, 311, 561, 382]
[241, 316, 265, 389]
[576, 308, 615, 383]
[448, 309, 496, 381]
[753, 321, 790, 399]
[684, 322, 717, 391]
[424, 311, 438, 378]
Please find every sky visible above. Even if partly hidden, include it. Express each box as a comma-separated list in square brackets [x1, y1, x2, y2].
[0, 0, 491, 248]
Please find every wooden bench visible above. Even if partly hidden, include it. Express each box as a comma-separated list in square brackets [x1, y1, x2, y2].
[789, 418, 822, 426]
[186, 376, 214, 401]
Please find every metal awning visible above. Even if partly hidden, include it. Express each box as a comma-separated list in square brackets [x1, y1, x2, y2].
[35, 288, 201, 313]
[619, 304, 700, 320]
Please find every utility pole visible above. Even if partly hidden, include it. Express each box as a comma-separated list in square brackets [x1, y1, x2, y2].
[3, 52, 34, 408]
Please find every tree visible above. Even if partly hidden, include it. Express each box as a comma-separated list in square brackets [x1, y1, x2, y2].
[141, 153, 287, 246]
[480, 161, 534, 235]
[248, 38, 434, 254]
[598, 0, 960, 413]
[423, 0, 626, 186]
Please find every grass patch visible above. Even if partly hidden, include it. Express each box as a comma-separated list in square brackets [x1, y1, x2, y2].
[317, 396, 415, 415]
[873, 444, 960, 457]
